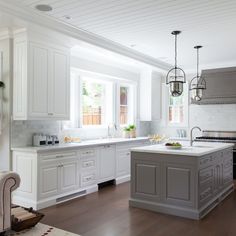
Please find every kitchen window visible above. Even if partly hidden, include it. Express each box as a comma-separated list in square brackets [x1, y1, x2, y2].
[82, 78, 113, 126]
[118, 84, 135, 126]
[68, 69, 136, 129]
[162, 83, 188, 127]
[167, 83, 188, 127]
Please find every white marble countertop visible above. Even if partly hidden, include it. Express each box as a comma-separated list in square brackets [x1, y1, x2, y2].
[131, 141, 234, 157]
[11, 137, 149, 153]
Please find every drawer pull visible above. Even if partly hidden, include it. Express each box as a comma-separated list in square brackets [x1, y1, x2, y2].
[83, 175, 94, 182]
[56, 155, 64, 158]
[83, 161, 94, 168]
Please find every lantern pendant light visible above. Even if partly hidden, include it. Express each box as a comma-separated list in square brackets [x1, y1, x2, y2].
[166, 31, 186, 97]
[190, 45, 206, 101]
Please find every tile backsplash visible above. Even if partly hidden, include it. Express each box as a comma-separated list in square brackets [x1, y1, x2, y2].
[11, 120, 151, 147]
[189, 104, 236, 131]
[11, 120, 60, 147]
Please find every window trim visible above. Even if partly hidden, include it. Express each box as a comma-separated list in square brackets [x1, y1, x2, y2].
[162, 83, 189, 128]
[67, 68, 137, 130]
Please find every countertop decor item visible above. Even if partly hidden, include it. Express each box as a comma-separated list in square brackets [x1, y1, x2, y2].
[190, 45, 206, 101]
[122, 125, 136, 138]
[149, 134, 166, 144]
[166, 31, 186, 97]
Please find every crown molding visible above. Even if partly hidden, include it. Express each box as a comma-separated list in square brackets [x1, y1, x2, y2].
[0, 27, 13, 40]
[0, 0, 172, 72]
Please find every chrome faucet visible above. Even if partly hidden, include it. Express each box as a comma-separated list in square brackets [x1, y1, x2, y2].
[107, 125, 112, 138]
[190, 126, 201, 146]
[107, 123, 117, 138]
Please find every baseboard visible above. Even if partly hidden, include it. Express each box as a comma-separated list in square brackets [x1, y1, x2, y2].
[115, 175, 130, 185]
[130, 184, 234, 220]
[13, 185, 98, 210]
[129, 198, 200, 220]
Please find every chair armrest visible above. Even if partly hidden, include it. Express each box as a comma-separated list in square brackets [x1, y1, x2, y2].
[0, 171, 20, 232]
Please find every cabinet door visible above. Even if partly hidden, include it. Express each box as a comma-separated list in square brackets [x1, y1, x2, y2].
[163, 163, 195, 207]
[116, 150, 130, 177]
[29, 42, 49, 118]
[49, 49, 70, 119]
[39, 162, 60, 199]
[99, 145, 116, 183]
[131, 160, 161, 202]
[60, 159, 79, 193]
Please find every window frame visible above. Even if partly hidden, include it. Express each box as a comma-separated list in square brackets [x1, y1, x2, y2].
[116, 82, 136, 127]
[68, 68, 137, 130]
[162, 83, 189, 128]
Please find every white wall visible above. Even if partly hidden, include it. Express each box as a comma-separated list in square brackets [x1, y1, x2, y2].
[0, 37, 13, 170]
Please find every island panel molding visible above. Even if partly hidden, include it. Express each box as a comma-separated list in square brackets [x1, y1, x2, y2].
[130, 143, 234, 220]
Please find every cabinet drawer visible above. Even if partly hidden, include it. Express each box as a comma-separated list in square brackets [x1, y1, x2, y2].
[80, 158, 97, 171]
[199, 155, 213, 168]
[223, 160, 233, 169]
[199, 167, 213, 185]
[199, 186, 213, 203]
[80, 149, 96, 157]
[40, 151, 77, 162]
[224, 149, 233, 159]
[81, 172, 97, 187]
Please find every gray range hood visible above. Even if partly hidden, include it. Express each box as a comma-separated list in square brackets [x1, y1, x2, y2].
[191, 67, 236, 104]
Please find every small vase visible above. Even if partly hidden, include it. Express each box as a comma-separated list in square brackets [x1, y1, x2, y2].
[130, 129, 136, 138]
[122, 131, 130, 138]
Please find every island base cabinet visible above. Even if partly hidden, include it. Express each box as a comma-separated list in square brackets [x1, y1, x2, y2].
[130, 148, 234, 220]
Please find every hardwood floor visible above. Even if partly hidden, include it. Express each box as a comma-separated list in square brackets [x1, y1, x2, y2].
[41, 182, 236, 236]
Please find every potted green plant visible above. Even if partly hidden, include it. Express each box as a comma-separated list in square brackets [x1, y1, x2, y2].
[129, 124, 136, 138]
[123, 127, 131, 138]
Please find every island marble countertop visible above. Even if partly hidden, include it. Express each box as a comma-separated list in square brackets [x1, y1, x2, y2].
[11, 137, 149, 153]
[131, 141, 234, 157]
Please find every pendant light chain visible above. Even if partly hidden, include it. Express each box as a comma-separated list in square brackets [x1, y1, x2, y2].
[190, 45, 206, 101]
[166, 30, 186, 97]
[174, 33, 177, 80]
[197, 47, 199, 79]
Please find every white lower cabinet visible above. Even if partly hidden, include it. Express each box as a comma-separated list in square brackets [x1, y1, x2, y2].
[12, 139, 149, 209]
[116, 150, 130, 177]
[98, 145, 116, 183]
[39, 162, 60, 198]
[39, 155, 79, 199]
[79, 147, 98, 187]
[60, 159, 79, 193]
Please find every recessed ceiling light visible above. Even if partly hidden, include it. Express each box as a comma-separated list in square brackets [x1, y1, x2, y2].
[35, 4, 53, 12]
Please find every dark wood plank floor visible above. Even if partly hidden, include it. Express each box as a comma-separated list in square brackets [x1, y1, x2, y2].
[41, 182, 236, 236]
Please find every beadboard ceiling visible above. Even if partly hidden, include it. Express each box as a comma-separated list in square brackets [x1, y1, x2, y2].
[13, 0, 236, 70]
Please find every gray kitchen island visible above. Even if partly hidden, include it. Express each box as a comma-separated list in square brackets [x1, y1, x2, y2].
[130, 142, 234, 219]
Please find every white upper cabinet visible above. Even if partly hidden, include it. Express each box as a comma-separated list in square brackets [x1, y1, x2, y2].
[13, 29, 70, 120]
[139, 69, 162, 121]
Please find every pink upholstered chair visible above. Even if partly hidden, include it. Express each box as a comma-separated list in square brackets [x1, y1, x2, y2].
[0, 171, 20, 234]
